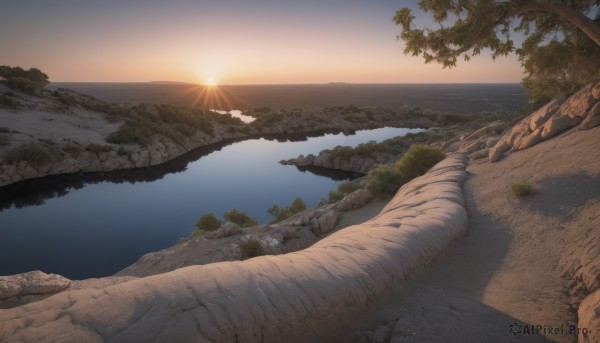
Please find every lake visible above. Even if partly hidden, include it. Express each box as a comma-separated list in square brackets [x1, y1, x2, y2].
[0, 127, 421, 279]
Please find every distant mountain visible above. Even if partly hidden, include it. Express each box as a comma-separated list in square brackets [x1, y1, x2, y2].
[149, 81, 191, 85]
[326, 82, 351, 85]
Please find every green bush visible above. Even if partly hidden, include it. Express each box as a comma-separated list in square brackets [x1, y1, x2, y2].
[367, 164, 407, 197]
[325, 181, 362, 204]
[239, 237, 264, 259]
[512, 182, 535, 196]
[4, 142, 62, 166]
[195, 213, 222, 232]
[367, 144, 445, 197]
[223, 209, 258, 228]
[394, 144, 446, 180]
[268, 197, 307, 224]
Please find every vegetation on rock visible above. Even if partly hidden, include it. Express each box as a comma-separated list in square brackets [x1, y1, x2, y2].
[367, 144, 445, 197]
[195, 213, 222, 233]
[0, 65, 49, 94]
[238, 237, 264, 259]
[4, 142, 62, 166]
[223, 209, 259, 228]
[268, 197, 307, 224]
[323, 181, 362, 204]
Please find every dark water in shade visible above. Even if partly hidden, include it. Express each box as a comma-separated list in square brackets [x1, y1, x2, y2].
[0, 127, 421, 279]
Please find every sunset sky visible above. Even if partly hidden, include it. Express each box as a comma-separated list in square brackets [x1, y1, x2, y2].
[1, 1, 524, 85]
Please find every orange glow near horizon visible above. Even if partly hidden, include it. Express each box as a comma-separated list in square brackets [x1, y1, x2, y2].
[1, 2, 525, 85]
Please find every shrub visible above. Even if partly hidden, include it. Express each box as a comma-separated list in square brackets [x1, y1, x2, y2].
[394, 144, 446, 180]
[512, 182, 535, 196]
[367, 144, 445, 197]
[61, 143, 83, 157]
[116, 146, 130, 156]
[367, 164, 407, 197]
[0, 134, 8, 146]
[85, 144, 113, 154]
[268, 197, 307, 224]
[223, 209, 258, 228]
[4, 142, 62, 166]
[239, 237, 264, 259]
[195, 213, 222, 232]
[326, 181, 361, 204]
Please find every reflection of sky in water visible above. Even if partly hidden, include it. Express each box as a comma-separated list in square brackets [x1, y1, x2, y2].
[213, 109, 256, 123]
[0, 127, 422, 279]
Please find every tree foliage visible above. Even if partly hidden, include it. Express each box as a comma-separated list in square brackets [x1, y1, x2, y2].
[0, 65, 49, 93]
[394, 1, 600, 102]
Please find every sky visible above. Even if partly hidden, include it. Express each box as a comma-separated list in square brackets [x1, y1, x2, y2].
[1, 0, 525, 84]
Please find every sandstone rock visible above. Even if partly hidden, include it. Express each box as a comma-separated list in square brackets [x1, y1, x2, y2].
[19, 271, 71, 295]
[580, 102, 600, 130]
[0, 277, 22, 300]
[0, 271, 71, 300]
[489, 81, 600, 162]
[205, 222, 243, 239]
[310, 210, 337, 235]
[529, 98, 564, 131]
[469, 148, 489, 161]
[578, 289, 600, 342]
[0, 154, 470, 342]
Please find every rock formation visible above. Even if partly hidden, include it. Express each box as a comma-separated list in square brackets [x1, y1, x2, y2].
[0, 154, 468, 342]
[488, 81, 600, 162]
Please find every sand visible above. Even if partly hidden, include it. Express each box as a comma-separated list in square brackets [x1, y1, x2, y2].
[335, 125, 600, 342]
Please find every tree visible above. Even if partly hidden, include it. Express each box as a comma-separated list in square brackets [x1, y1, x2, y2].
[0, 65, 49, 93]
[394, 1, 600, 102]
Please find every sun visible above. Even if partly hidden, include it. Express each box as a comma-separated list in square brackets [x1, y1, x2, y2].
[205, 77, 218, 86]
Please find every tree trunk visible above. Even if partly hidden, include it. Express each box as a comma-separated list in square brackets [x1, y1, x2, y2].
[521, 0, 600, 47]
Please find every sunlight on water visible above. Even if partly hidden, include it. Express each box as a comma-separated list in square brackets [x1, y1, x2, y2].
[212, 109, 256, 123]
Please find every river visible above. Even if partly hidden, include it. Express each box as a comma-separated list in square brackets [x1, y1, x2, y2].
[0, 127, 421, 279]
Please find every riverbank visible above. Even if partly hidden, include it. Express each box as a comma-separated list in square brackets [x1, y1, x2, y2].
[0, 85, 447, 187]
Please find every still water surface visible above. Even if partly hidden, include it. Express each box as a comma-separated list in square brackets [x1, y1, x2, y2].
[0, 127, 421, 279]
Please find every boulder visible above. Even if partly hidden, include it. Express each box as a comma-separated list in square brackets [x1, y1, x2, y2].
[489, 81, 600, 162]
[580, 102, 600, 130]
[0, 271, 71, 300]
[205, 222, 243, 239]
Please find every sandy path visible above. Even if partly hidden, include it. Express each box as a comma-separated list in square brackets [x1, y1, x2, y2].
[335, 126, 599, 342]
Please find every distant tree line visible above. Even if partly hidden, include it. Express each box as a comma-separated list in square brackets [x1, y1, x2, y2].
[0, 65, 49, 93]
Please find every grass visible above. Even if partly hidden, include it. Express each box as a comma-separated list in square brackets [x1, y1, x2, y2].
[512, 181, 535, 196]
[239, 237, 264, 259]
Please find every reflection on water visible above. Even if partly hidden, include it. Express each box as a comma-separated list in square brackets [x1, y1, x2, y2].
[0, 127, 422, 279]
[212, 109, 256, 123]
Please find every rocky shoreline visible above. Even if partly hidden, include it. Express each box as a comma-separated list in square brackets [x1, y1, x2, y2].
[0, 86, 442, 188]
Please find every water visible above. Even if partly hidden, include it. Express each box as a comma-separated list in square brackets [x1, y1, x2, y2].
[0, 127, 421, 279]
[213, 109, 256, 123]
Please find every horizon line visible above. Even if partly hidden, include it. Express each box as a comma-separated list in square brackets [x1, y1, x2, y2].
[49, 81, 523, 86]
